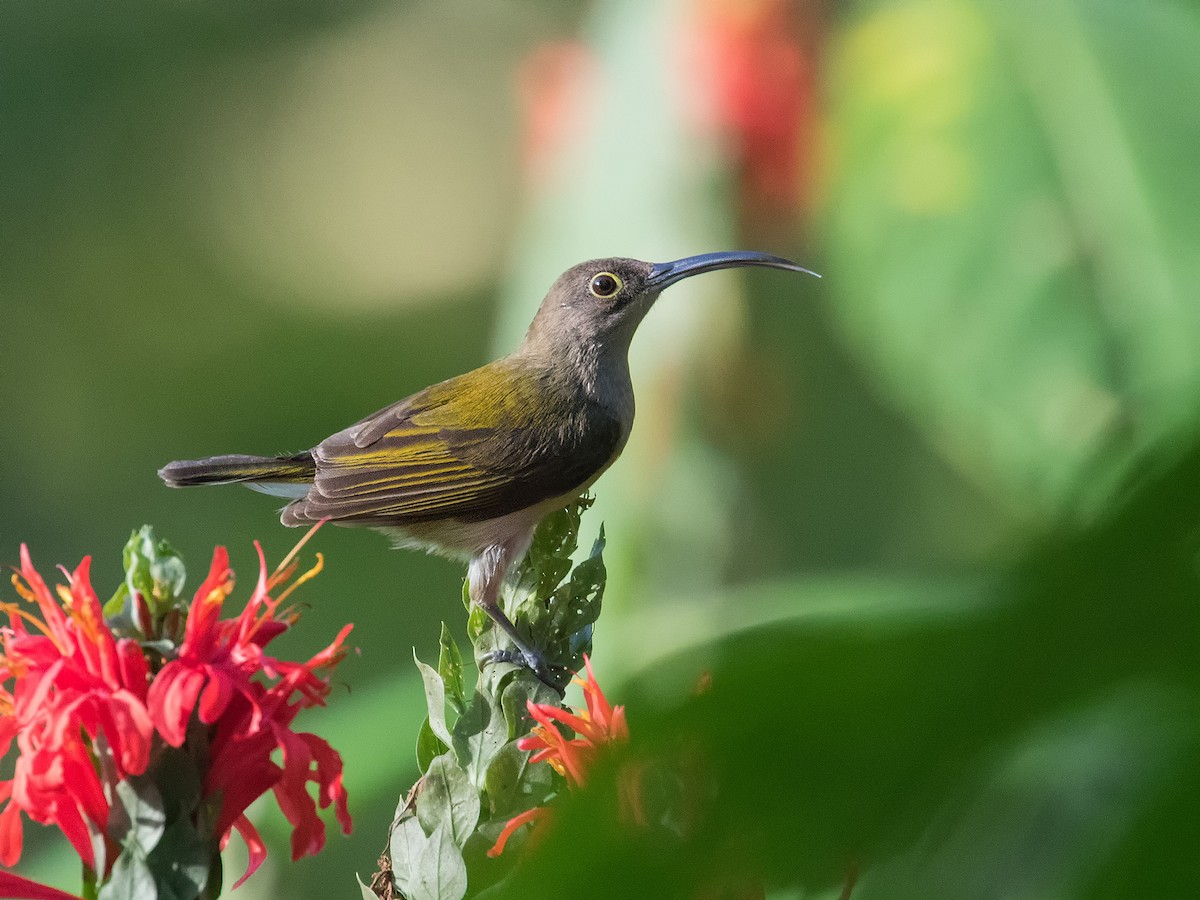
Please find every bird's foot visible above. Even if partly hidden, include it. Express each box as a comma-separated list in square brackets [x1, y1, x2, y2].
[483, 647, 568, 692]
[476, 596, 569, 691]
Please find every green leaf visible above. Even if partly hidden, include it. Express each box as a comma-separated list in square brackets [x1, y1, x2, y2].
[416, 755, 481, 849]
[549, 553, 605, 642]
[823, 0, 1200, 520]
[416, 717, 449, 775]
[857, 689, 1185, 899]
[438, 622, 466, 714]
[105, 771, 213, 900]
[145, 818, 212, 900]
[474, 647, 521, 698]
[509, 498, 592, 609]
[408, 821, 468, 900]
[389, 813, 427, 898]
[391, 811, 468, 900]
[500, 676, 558, 742]
[152, 745, 203, 820]
[466, 594, 490, 643]
[394, 497, 606, 895]
[98, 851, 155, 900]
[103, 584, 131, 621]
[532, 520, 606, 672]
[413, 651, 453, 748]
[484, 741, 555, 819]
[109, 777, 166, 859]
[121, 526, 186, 614]
[356, 874, 378, 900]
[451, 689, 509, 789]
[588, 523, 605, 561]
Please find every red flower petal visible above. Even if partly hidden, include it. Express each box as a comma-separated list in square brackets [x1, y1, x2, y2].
[58, 744, 108, 837]
[15, 546, 68, 642]
[206, 732, 280, 839]
[147, 662, 206, 747]
[100, 690, 154, 775]
[0, 797, 24, 867]
[45, 792, 95, 872]
[486, 806, 548, 858]
[301, 733, 351, 834]
[66, 558, 119, 688]
[229, 814, 268, 889]
[197, 670, 235, 726]
[0, 722, 16, 762]
[0, 871, 83, 900]
[115, 639, 149, 702]
[183, 547, 232, 653]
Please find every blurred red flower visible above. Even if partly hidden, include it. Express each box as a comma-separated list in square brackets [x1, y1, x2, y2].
[515, 0, 820, 218]
[488, 655, 631, 857]
[689, 0, 821, 217]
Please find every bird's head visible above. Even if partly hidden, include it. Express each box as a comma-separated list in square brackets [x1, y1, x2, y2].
[522, 251, 818, 358]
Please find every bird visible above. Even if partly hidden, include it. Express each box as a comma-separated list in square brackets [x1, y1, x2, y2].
[160, 252, 817, 681]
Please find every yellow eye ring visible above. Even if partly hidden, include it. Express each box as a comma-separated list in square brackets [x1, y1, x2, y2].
[589, 272, 622, 298]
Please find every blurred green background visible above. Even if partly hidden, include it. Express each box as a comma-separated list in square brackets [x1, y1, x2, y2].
[3, 0, 1199, 897]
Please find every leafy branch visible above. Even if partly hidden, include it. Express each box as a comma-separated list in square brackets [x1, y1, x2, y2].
[377, 498, 605, 900]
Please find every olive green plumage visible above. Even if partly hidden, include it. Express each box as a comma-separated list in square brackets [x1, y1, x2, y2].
[160, 252, 817, 681]
[284, 359, 624, 527]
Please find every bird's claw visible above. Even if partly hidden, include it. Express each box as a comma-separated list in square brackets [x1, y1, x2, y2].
[483, 648, 567, 692]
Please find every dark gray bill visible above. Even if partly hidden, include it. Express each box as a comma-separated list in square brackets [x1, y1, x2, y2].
[646, 251, 820, 290]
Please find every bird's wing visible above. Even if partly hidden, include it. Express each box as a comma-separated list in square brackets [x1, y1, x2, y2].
[293, 362, 623, 524]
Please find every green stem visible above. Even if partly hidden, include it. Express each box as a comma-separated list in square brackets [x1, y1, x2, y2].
[201, 852, 223, 900]
[80, 863, 98, 900]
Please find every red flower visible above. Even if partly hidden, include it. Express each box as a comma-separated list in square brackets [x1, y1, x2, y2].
[0, 548, 154, 870]
[520, 655, 628, 787]
[0, 527, 353, 892]
[487, 656, 630, 857]
[145, 534, 353, 886]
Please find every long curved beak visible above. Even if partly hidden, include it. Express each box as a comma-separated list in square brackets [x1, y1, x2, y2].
[646, 251, 820, 291]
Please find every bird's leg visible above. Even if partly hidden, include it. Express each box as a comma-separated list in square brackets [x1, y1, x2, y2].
[468, 542, 559, 688]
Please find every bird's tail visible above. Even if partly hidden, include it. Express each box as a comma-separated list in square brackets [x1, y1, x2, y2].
[159, 452, 316, 498]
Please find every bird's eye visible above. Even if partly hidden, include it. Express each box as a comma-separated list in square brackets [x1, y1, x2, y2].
[589, 272, 622, 298]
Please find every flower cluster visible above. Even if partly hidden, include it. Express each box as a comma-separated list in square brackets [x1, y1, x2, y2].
[487, 655, 631, 857]
[0, 548, 153, 872]
[0, 527, 352, 897]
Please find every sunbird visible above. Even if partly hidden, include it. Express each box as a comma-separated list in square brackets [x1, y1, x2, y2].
[160, 252, 817, 679]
